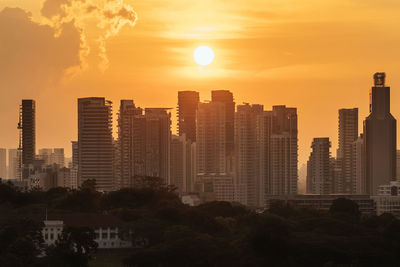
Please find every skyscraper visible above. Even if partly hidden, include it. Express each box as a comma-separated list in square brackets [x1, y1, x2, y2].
[196, 102, 226, 175]
[53, 148, 65, 167]
[78, 97, 114, 192]
[196, 101, 234, 201]
[235, 103, 264, 206]
[0, 148, 6, 179]
[37, 148, 64, 167]
[144, 108, 171, 184]
[71, 141, 79, 189]
[211, 90, 235, 159]
[21, 99, 36, 167]
[337, 108, 358, 193]
[259, 106, 298, 199]
[306, 138, 332, 194]
[397, 150, 400, 181]
[170, 134, 193, 195]
[117, 103, 171, 187]
[364, 72, 397, 195]
[352, 134, 365, 194]
[178, 91, 199, 142]
[117, 100, 143, 188]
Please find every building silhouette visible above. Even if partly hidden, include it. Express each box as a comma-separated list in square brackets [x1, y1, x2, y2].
[7, 149, 18, 180]
[38, 148, 65, 167]
[258, 106, 298, 199]
[21, 100, 36, 167]
[211, 90, 235, 167]
[235, 103, 264, 206]
[196, 102, 226, 175]
[170, 134, 194, 195]
[177, 91, 199, 142]
[143, 108, 171, 184]
[0, 148, 6, 179]
[364, 72, 397, 195]
[337, 108, 358, 193]
[117, 103, 171, 187]
[117, 100, 143, 188]
[70, 141, 78, 189]
[256, 106, 298, 205]
[352, 134, 365, 194]
[78, 97, 114, 191]
[196, 101, 234, 201]
[306, 138, 332, 194]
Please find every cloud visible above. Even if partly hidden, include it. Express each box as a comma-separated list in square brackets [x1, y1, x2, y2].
[0, 7, 81, 94]
[40, 0, 137, 70]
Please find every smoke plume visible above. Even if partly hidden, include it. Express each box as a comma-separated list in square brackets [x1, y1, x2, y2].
[41, 0, 137, 70]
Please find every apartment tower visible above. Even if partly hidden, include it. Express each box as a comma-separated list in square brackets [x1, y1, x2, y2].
[78, 97, 114, 191]
[177, 91, 200, 142]
[364, 72, 397, 195]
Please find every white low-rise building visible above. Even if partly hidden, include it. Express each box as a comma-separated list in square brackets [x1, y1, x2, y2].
[372, 195, 400, 217]
[41, 213, 132, 249]
[42, 220, 63, 246]
[373, 181, 400, 217]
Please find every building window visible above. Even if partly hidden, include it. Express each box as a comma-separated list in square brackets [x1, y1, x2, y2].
[95, 233, 100, 239]
[110, 233, 116, 239]
[50, 233, 54, 240]
[102, 233, 108, 239]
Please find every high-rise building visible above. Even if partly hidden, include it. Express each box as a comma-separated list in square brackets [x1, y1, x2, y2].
[70, 141, 78, 189]
[258, 106, 298, 200]
[170, 134, 193, 195]
[364, 73, 397, 195]
[306, 138, 332, 194]
[78, 97, 114, 192]
[352, 134, 365, 194]
[235, 103, 264, 206]
[337, 108, 358, 193]
[144, 108, 171, 184]
[38, 149, 52, 165]
[117, 103, 172, 187]
[53, 148, 65, 167]
[397, 150, 400, 181]
[38, 148, 65, 167]
[7, 149, 18, 179]
[21, 99, 36, 167]
[211, 90, 235, 159]
[178, 91, 199, 142]
[0, 148, 6, 179]
[196, 102, 226, 175]
[196, 101, 234, 201]
[71, 141, 78, 167]
[117, 100, 143, 188]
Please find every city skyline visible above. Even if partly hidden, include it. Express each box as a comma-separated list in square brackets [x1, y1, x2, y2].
[2, 1, 400, 266]
[3, 1, 400, 166]
[0, 84, 390, 166]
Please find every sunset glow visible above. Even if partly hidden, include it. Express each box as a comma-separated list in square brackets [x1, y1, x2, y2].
[1, 0, 400, 166]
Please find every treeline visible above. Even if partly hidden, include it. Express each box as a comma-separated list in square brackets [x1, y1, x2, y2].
[1, 178, 400, 266]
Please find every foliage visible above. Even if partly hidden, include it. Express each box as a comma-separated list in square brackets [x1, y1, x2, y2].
[40, 227, 98, 267]
[1, 181, 400, 266]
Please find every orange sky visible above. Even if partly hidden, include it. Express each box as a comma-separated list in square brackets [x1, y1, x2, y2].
[1, 0, 400, 166]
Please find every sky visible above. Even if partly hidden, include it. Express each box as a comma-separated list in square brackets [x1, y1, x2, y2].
[1, 0, 400, 166]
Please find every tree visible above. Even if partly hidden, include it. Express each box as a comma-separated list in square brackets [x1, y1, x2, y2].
[329, 198, 360, 221]
[0, 219, 44, 267]
[41, 227, 98, 267]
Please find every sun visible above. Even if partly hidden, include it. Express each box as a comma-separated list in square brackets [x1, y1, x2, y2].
[193, 46, 214, 66]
